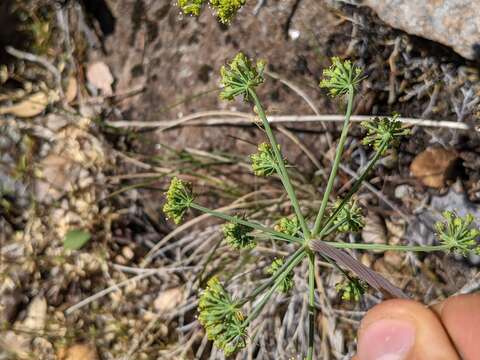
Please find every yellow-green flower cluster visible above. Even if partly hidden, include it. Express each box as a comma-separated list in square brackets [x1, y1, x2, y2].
[250, 143, 277, 176]
[198, 277, 247, 356]
[265, 258, 294, 293]
[178, 0, 204, 16]
[332, 200, 364, 233]
[163, 177, 194, 224]
[361, 114, 410, 155]
[320, 57, 364, 97]
[220, 52, 265, 102]
[435, 211, 480, 256]
[210, 0, 246, 23]
[223, 222, 255, 250]
[274, 216, 300, 237]
[335, 278, 366, 302]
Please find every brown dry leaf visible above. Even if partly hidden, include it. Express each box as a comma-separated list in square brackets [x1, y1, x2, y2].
[35, 154, 73, 202]
[410, 147, 458, 188]
[0, 92, 48, 118]
[86, 61, 113, 96]
[361, 213, 388, 252]
[154, 287, 184, 313]
[65, 75, 78, 103]
[58, 344, 98, 360]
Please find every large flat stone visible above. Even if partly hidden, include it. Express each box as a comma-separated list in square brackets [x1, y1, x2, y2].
[363, 0, 480, 60]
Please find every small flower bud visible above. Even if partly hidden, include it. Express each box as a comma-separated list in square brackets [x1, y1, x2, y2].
[265, 258, 295, 293]
[250, 143, 277, 177]
[335, 278, 366, 302]
[331, 199, 364, 233]
[163, 177, 194, 224]
[435, 211, 480, 256]
[198, 277, 247, 356]
[361, 114, 410, 155]
[209, 0, 246, 24]
[320, 57, 364, 97]
[220, 53, 265, 102]
[178, 0, 204, 16]
[274, 216, 300, 237]
[223, 221, 255, 250]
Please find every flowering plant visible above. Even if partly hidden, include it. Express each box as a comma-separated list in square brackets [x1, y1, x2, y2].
[163, 54, 480, 358]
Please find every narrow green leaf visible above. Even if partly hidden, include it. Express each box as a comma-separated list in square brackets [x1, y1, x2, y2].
[63, 229, 91, 250]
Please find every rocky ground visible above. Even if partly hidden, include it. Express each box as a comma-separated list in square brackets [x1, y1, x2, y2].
[0, 0, 479, 359]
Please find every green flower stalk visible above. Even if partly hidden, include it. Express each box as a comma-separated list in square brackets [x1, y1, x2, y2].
[274, 216, 300, 237]
[209, 0, 246, 24]
[331, 199, 365, 233]
[250, 142, 278, 176]
[223, 222, 256, 250]
[198, 277, 247, 356]
[335, 278, 367, 302]
[265, 258, 294, 293]
[178, 0, 205, 16]
[361, 114, 410, 155]
[163, 177, 194, 224]
[220, 52, 265, 102]
[435, 211, 480, 256]
[320, 57, 364, 97]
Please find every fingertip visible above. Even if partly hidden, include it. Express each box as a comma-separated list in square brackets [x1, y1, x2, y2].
[356, 299, 459, 360]
[438, 293, 480, 360]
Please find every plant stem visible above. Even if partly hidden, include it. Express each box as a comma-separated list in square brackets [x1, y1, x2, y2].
[312, 87, 355, 236]
[191, 203, 451, 253]
[317, 141, 388, 238]
[307, 252, 316, 360]
[243, 250, 305, 327]
[190, 202, 303, 244]
[324, 242, 450, 252]
[241, 247, 305, 305]
[249, 90, 311, 240]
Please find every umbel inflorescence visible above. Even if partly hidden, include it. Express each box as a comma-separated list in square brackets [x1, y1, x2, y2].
[162, 54, 480, 358]
[178, 0, 246, 23]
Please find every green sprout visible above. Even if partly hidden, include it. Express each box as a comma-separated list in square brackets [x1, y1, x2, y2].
[198, 277, 247, 356]
[250, 142, 278, 176]
[220, 52, 265, 102]
[435, 211, 480, 256]
[163, 177, 194, 224]
[274, 216, 300, 237]
[223, 222, 256, 250]
[265, 258, 294, 293]
[361, 114, 410, 155]
[320, 57, 364, 97]
[160, 53, 476, 359]
[331, 199, 365, 233]
[210, 0, 246, 23]
[335, 278, 367, 302]
[178, 0, 204, 16]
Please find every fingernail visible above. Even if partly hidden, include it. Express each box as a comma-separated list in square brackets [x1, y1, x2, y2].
[358, 318, 415, 360]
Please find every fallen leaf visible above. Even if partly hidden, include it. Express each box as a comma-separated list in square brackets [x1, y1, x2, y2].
[86, 61, 113, 96]
[410, 147, 458, 188]
[154, 287, 184, 313]
[361, 213, 388, 252]
[58, 344, 98, 360]
[0, 92, 48, 118]
[65, 75, 78, 103]
[35, 154, 72, 202]
[63, 229, 91, 250]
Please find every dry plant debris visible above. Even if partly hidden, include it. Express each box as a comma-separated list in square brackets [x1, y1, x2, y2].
[410, 146, 459, 188]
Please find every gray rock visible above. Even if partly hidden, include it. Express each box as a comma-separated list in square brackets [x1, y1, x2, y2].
[363, 0, 480, 60]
